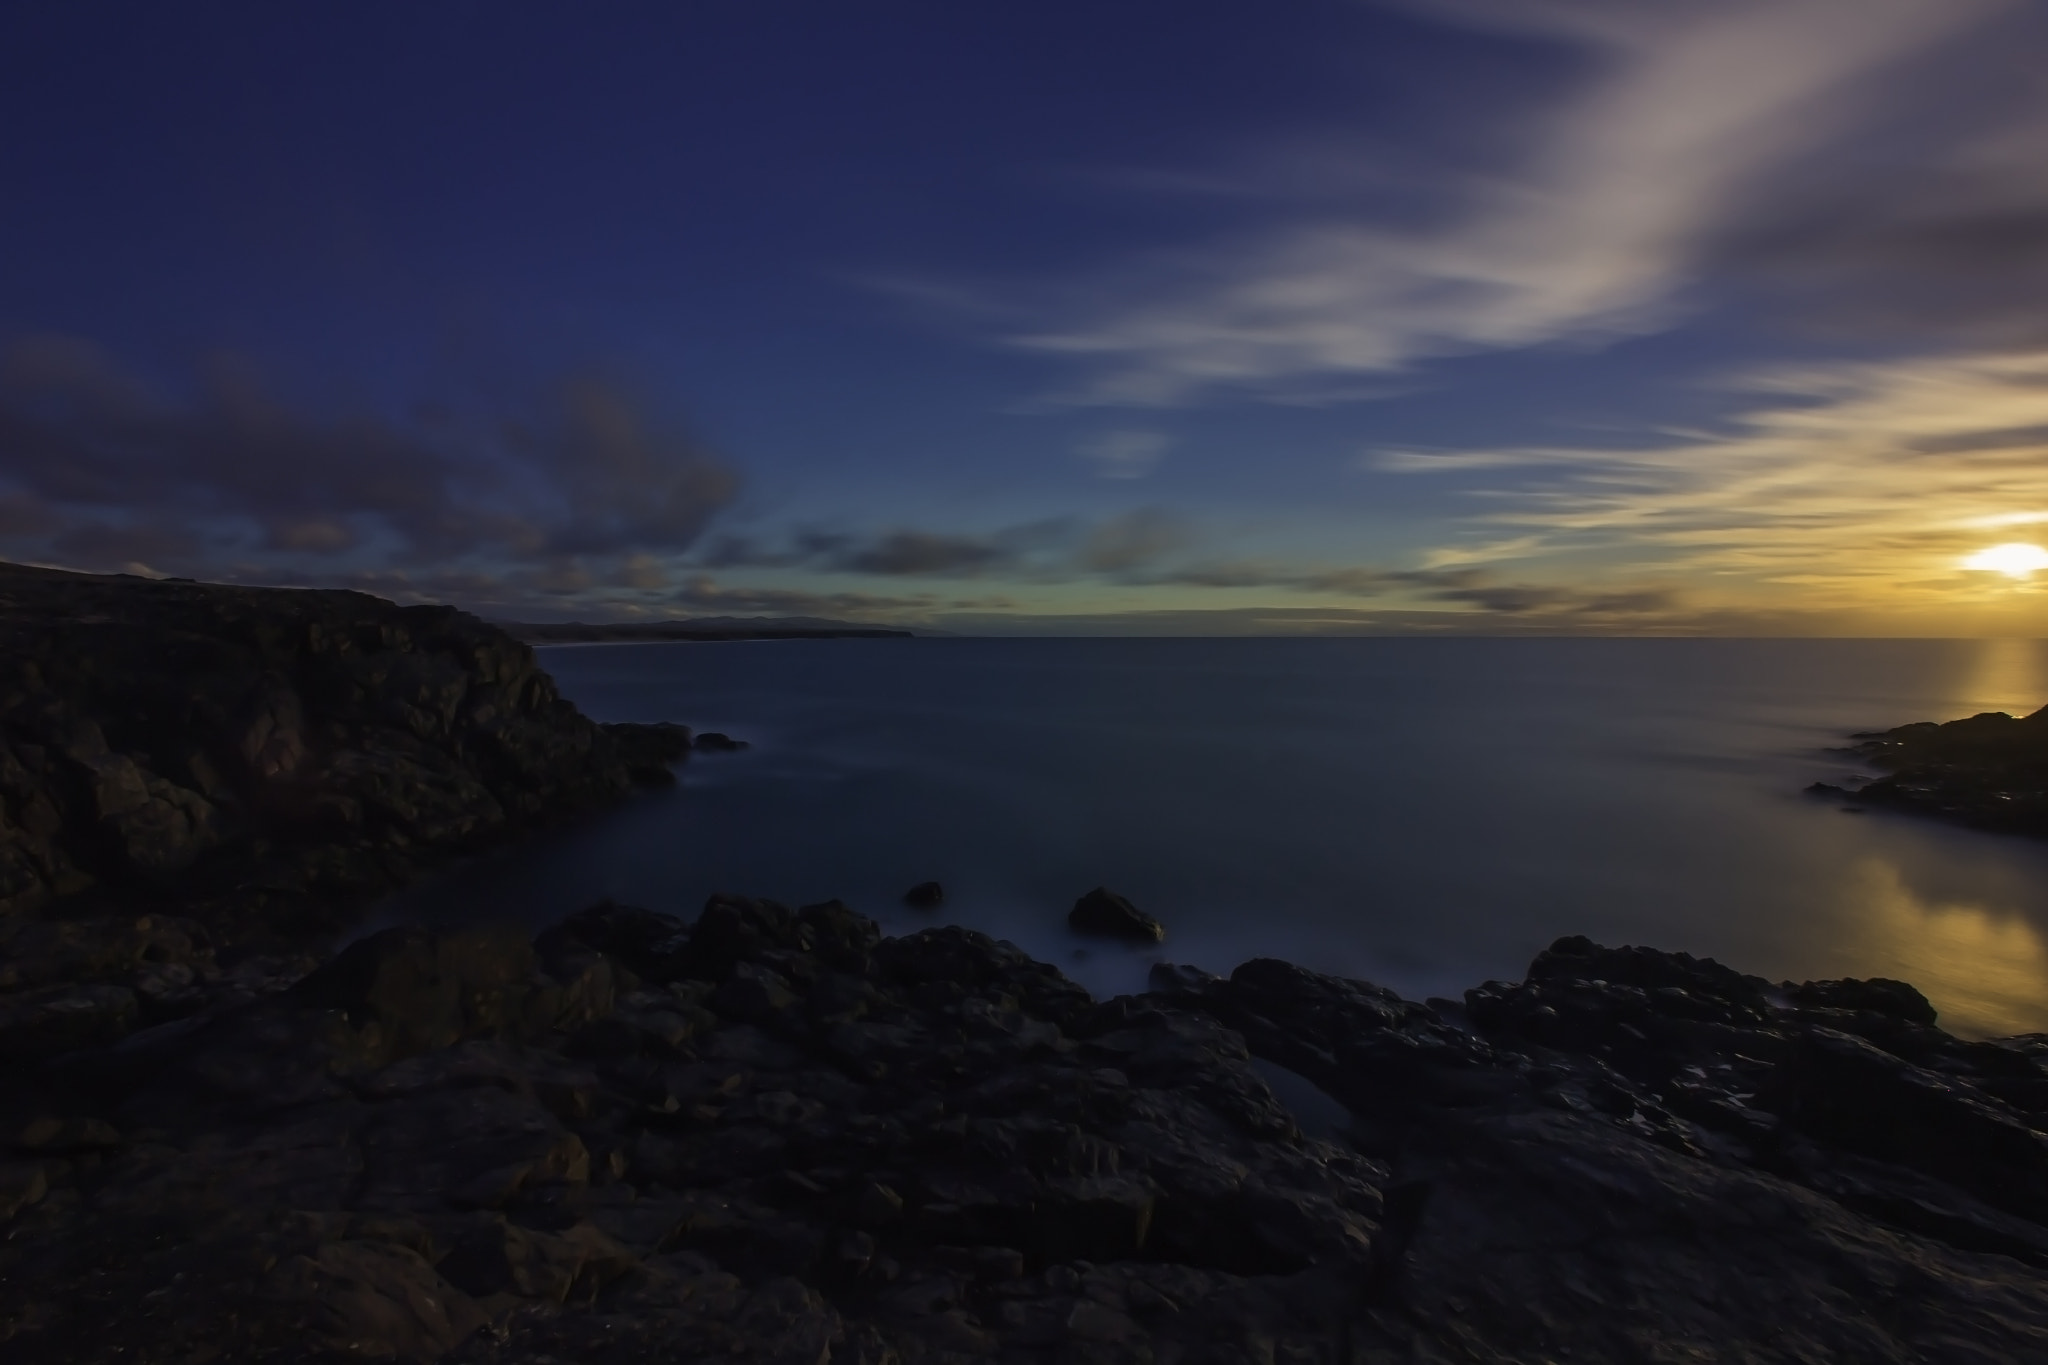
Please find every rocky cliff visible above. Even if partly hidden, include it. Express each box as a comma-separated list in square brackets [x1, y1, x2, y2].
[2, 898, 2045, 1362]
[0, 561, 681, 940]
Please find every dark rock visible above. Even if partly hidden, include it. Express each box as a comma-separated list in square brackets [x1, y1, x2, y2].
[290, 924, 547, 1062]
[6, 903, 2048, 1363]
[1786, 975, 1938, 1025]
[601, 720, 693, 776]
[1068, 887, 1165, 943]
[0, 560, 670, 959]
[1825, 703, 2048, 838]
[902, 880, 944, 909]
[693, 731, 749, 752]
[544, 899, 692, 983]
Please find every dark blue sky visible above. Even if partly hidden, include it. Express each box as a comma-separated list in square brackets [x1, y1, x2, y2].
[6, 1, 2048, 631]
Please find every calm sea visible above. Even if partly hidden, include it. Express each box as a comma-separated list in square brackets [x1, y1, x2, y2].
[378, 637, 2048, 1037]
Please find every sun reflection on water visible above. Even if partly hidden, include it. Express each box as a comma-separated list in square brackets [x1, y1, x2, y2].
[1959, 637, 2048, 718]
[1842, 858, 2048, 1037]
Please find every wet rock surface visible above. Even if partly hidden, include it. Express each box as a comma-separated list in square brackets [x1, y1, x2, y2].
[1813, 703, 2048, 836]
[4, 903, 2046, 1363]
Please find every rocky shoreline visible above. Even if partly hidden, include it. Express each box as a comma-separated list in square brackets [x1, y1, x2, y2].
[3, 897, 2047, 1362]
[1810, 702, 2048, 837]
[0, 561, 717, 1056]
[2, 566, 2047, 1361]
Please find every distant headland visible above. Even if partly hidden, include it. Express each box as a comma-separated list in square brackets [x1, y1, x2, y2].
[503, 617, 915, 644]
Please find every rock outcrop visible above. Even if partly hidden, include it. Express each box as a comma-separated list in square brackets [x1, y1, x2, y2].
[1813, 703, 2048, 836]
[1069, 887, 1166, 943]
[0, 562, 687, 944]
[3, 902, 2045, 1362]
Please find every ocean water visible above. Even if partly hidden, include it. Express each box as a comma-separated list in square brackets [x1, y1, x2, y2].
[378, 637, 2048, 1037]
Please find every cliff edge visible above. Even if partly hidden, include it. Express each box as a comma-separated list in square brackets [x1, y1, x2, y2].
[0, 561, 679, 939]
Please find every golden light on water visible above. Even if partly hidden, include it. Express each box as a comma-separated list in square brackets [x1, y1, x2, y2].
[1961, 542, 2048, 579]
[1847, 858, 2048, 1037]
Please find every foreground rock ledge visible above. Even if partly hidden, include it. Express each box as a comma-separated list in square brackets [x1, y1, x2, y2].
[3, 905, 2046, 1364]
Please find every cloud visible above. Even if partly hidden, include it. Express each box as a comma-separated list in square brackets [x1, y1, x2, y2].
[0, 336, 739, 578]
[837, 530, 1017, 577]
[976, 0, 2023, 405]
[661, 575, 944, 622]
[1382, 347, 2048, 608]
[1076, 509, 1190, 573]
[697, 511, 1190, 581]
[1078, 430, 1170, 478]
[931, 602, 1788, 637]
[1151, 557, 1676, 618]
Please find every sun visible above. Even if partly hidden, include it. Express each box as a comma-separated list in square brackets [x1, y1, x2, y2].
[1962, 543, 2048, 579]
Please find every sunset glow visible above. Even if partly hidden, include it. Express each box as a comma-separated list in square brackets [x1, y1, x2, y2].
[1963, 543, 2048, 579]
[4, 4, 2048, 633]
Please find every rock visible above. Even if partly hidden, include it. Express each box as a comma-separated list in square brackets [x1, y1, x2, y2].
[4, 903, 2048, 1363]
[694, 731, 749, 752]
[0, 981, 139, 1059]
[1068, 887, 1165, 943]
[264, 1238, 487, 1359]
[544, 899, 692, 983]
[1827, 704, 2048, 837]
[602, 721, 693, 780]
[289, 925, 548, 1062]
[1786, 975, 1939, 1025]
[0, 559, 660, 941]
[902, 880, 944, 909]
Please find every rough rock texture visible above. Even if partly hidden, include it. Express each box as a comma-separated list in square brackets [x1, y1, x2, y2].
[1812, 703, 2048, 835]
[0, 562, 710, 1063]
[4, 904, 2045, 1363]
[0, 562, 688, 931]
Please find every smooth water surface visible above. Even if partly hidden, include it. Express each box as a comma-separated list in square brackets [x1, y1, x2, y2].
[379, 637, 2048, 1036]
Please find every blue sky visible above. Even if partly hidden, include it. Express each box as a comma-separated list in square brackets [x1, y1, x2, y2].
[5, 1, 2048, 631]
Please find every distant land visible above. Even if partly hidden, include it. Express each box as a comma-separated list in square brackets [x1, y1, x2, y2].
[500, 616, 915, 643]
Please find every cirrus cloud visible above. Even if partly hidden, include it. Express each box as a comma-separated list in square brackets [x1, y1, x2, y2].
[971, 0, 2034, 406]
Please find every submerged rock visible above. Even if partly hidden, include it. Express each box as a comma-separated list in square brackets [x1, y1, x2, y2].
[902, 880, 944, 909]
[1068, 886, 1166, 942]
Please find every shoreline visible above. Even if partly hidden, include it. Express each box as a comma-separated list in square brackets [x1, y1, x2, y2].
[4, 897, 2046, 1360]
[3, 562, 2047, 1358]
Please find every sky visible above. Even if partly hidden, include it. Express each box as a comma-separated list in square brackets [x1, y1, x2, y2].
[5, 0, 2048, 633]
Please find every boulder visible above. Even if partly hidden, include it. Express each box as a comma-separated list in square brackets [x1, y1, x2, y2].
[903, 880, 944, 909]
[1785, 976, 1938, 1026]
[603, 721, 693, 786]
[288, 924, 549, 1061]
[1068, 887, 1165, 943]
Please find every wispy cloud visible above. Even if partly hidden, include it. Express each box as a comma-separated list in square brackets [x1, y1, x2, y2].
[989, 0, 2022, 405]
[1077, 430, 1171, 478]
[1389, 348, 2048, 606]
[698, 510, 1191, 581]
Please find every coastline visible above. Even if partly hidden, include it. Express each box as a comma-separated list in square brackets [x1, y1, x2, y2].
[1, 564, 2046, 1359]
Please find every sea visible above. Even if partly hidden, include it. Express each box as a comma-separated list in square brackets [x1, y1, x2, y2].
[376, 637, 2048, 1038]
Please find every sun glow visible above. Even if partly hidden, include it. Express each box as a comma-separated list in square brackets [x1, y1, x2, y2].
[1962, 543, 2048, 579]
